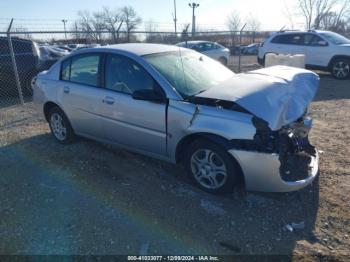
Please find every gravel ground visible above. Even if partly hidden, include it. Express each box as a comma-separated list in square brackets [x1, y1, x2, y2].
[0, 69, 349, 259]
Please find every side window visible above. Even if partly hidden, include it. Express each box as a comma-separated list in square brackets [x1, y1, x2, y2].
[303, 34, 326, 46]
[105, 55, 155, 95]
[191, 44, 202, 52]
[271, 34, 302, 45]
[60, 59, 71, 81]
[70, 54, 101, 87]
[206, 43, 214, 50]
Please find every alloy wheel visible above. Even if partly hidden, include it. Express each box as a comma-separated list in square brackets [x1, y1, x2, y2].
[333, 61, 350, 79]
[190, 149, 228, 190]
[50, 113, 67, 141]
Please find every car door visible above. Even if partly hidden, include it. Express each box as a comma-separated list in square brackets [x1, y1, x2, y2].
[99, 53, 167, 156]
[302, 33, 330, 67]
[57, 53, 105, 139]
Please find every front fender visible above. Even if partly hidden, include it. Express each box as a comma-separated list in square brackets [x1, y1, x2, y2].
[167, 100, 256, 162]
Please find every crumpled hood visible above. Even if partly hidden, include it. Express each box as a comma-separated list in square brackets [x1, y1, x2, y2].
[197, 66, 320, 131]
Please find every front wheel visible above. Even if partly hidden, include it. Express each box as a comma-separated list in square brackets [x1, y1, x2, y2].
[218, 57, 228, 66]
[48, 107, 75, 144]
[331, 58, 350, 80]
[184, 139, 241, 194]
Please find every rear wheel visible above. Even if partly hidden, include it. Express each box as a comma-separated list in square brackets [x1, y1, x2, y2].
[184, 139, 240, 194]
[48, 107, 75, 144]
[330, 58, 350, 80]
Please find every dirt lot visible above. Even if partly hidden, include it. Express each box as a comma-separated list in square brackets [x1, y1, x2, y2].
[0, 69, 349, 259]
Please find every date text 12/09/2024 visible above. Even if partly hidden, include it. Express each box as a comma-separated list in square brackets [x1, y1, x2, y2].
[127, 256, 219, 261]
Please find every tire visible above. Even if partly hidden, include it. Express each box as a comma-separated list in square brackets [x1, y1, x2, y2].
[218, 57, 228, 66]
[330, 58, 350, 80]
[184, 139, 241, 194]
[48, 107, 75, 144]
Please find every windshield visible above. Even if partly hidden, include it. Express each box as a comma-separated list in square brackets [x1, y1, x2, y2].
[319, 32, 350, 45]
[144, 51, 235, 97]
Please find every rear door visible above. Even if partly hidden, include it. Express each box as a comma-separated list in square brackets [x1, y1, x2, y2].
[57, 53, 105, 138]
[98, 54, 167, 156]
[269, 33, 305, 55]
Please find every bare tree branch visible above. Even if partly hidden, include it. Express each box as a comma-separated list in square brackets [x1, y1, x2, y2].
[121, 6, 142, 42]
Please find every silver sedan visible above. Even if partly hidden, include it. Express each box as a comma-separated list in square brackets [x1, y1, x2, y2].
[34, 43, 320, 194]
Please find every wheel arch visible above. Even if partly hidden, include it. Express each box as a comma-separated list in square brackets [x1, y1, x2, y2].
[43, 101, 70, 124]
[328, 55, 350, 69]
[175, 132, 245, 184]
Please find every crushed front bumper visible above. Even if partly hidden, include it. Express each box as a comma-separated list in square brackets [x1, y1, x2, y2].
[228, 148, 319, 192]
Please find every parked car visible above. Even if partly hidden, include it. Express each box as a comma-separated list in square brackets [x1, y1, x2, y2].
[0, 37, 54, 96]
[40, 46, 69, 61]
[176, 41, 230, 65]
[258, 30, 350, 79]
[34, 43, 320, 194]
[55, 45, 73, 52]
[67, 44, 86, 50]
[242, 43, 259, 55]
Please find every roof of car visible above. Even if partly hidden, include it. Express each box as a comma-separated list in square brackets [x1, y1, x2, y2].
[275, 30, 331, 35]
[97, 43, 185, 56]
[177, 40, 214, 46]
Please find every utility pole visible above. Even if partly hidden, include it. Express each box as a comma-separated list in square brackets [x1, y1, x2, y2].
[188, 2, 199, 38]
[62, 19, 68, 41]
[173, 0, 178, 36]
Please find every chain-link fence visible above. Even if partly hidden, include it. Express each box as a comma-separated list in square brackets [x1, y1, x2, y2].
[0, 22, 269, 109]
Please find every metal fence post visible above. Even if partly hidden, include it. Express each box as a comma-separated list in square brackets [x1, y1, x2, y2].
[238, 23, 246, 73]
[7, 18, 24, 105]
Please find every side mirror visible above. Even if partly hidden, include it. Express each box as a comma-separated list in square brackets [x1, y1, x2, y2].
[132, 89, 164, 102]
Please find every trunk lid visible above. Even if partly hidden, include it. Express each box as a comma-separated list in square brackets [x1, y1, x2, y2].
[197, 66, 320, 131]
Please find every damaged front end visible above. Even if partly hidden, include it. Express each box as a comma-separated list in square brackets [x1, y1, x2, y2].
[229, 115, 319, 192]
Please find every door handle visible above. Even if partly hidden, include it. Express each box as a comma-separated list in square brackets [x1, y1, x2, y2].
[63, 86, 70, 94]
[102, 96, 115, 105]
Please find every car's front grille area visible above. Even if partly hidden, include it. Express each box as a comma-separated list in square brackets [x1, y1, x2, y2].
[280, 151, 313, 182]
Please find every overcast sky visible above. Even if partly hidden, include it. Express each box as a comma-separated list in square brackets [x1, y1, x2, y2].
[0, 0, 305, 31]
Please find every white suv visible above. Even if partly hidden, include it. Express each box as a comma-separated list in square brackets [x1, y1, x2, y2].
[258, 30, 350, 79]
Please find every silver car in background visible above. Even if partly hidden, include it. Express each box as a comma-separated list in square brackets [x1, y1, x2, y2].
[176, 41, 230, 66]
[34, 43, 320, 194]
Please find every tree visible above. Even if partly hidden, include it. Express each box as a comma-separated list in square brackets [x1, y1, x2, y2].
[144, 19, 160, 43]
[101, 6, 124, 43]
[246, 15, 261, 43]
[181, 23, 190, 41]
[121, 6, 142, 42]
[246, 15, 261, 32]
[297, 0, 339, 29]
[226, 11, 241, 32]
[319, 1, 350, 32]
[226, 11, 241, 44]
[77, 10, 105, 42]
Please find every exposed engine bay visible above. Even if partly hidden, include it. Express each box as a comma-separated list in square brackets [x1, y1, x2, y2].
[188, 96, 318, 183]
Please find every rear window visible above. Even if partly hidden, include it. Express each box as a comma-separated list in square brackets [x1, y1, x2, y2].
[60, 54, 101, 87]
[60, 59, 71, 81]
